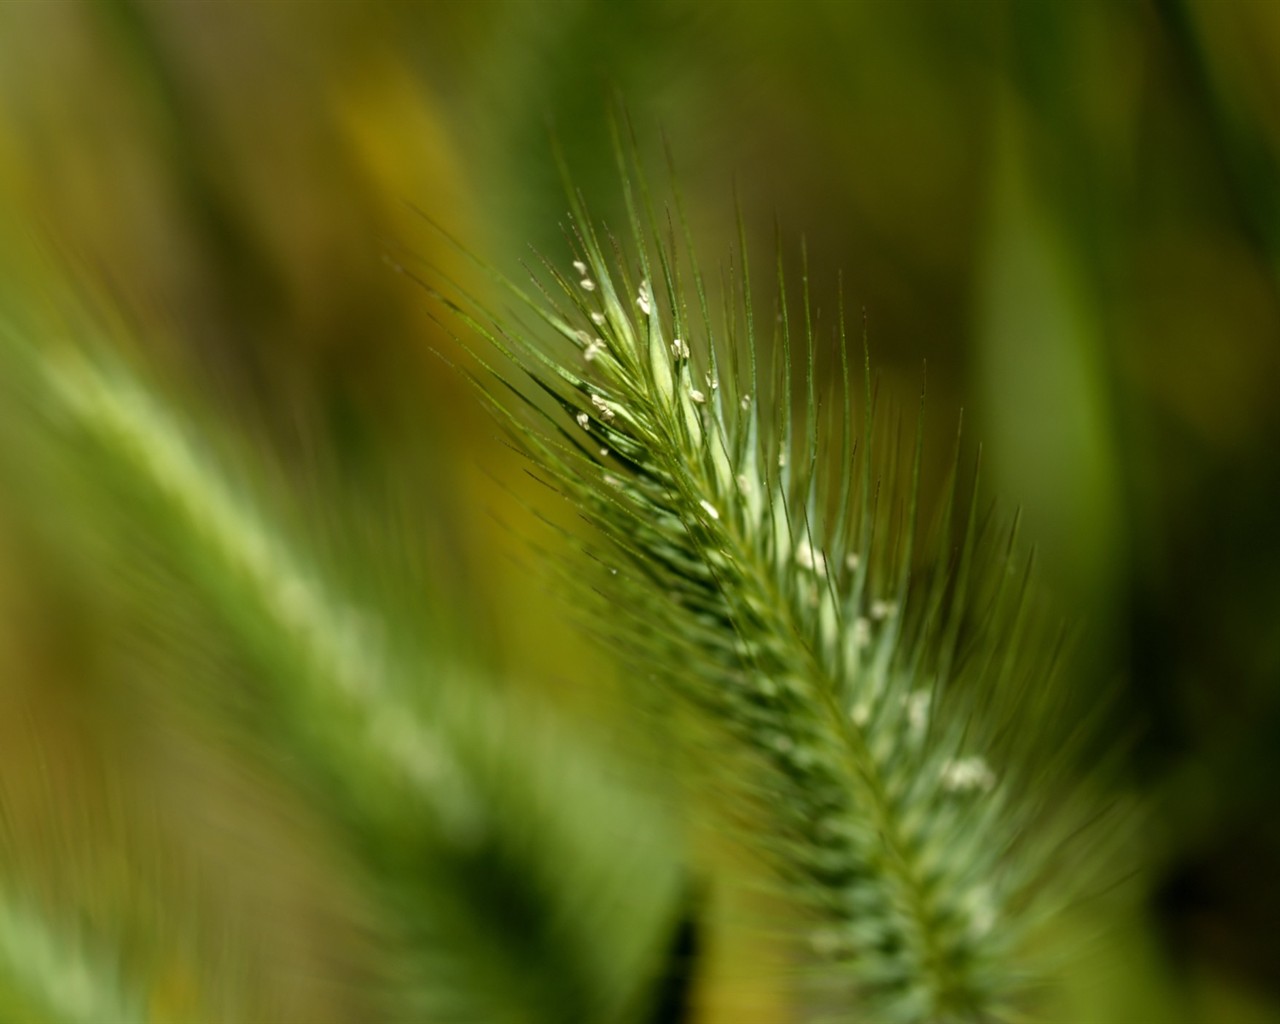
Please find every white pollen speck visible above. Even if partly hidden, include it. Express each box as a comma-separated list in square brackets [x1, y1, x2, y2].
[968, 887, 997, 937]
[576, 412, 590, 429]
[906, 690, 931, 733]
[698, 499, 720, 520]
[590, 394, 615, 420]
[845, 553, 861, 571]
[941, 757, 996, 793]
[579, 278, 596, 292]
[636, 280, 652, 316]
[572, 259, 587, 274]
[671, 338, 689, 360]
[795, 539, 827, 576]
[599, 447, 609, 457]
[590, 311, 606, 326]
[871, 598, 897, 620]
[740, 394, 752, 411]
[604, 474, 622, 488]
[584, 338, 606, 362]
[689, 388, 706, 404]
[707, 375, 719, 391]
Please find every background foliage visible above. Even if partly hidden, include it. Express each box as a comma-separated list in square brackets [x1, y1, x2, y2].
[0, 1, 1277, 1021]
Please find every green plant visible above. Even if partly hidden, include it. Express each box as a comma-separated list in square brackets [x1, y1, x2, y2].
[0, 138, 1128, 1023]
[423, 135, 1125, 1022]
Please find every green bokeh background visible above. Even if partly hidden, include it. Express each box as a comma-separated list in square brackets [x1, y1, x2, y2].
[1, 1, 1277, 1020]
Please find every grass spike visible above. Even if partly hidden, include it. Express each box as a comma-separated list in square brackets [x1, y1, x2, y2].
[0, 287, 686, 1024]
[425, 140, 1123, 1023]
